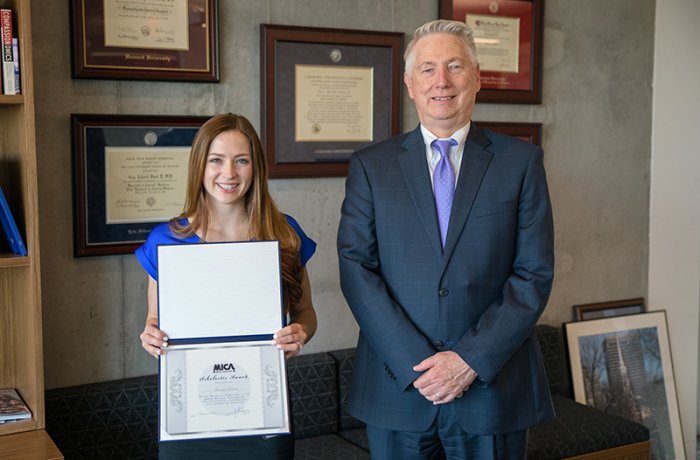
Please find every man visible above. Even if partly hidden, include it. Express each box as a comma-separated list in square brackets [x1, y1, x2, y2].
[337, 19, 555, 459]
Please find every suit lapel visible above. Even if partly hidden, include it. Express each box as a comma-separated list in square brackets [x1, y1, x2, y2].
[442, 125, 493, 263]
[399, 127, 443, 259]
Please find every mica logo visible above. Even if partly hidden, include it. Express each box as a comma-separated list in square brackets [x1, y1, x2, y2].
[213, 363, 236, 373]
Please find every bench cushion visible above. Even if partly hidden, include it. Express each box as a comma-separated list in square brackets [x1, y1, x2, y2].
[338, 427, 370, 451]
[288, 352, 339, 439]
[45, 374, 159, 459]
[294, 434, 370, 460]
[527, 395, 650, 460]
[328, 348, 366, 431]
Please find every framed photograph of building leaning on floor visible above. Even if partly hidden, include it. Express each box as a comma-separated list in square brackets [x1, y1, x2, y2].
[565, 311, 685, 460]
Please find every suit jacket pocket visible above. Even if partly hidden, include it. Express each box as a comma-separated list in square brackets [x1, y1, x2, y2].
[471, 200, 517, 219]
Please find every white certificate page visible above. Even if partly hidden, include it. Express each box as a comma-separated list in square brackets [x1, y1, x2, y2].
[157, 241, 283, 339]
[160, 342, 289, 441]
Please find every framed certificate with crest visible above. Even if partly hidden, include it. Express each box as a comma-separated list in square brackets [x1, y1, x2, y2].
[71, 114, 208, 257]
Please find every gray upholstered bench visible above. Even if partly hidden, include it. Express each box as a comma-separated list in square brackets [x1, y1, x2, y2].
[44, 353, 368, 459]
[44, 325, 649, 459]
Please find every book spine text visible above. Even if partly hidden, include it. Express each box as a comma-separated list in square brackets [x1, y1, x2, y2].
[1, 9, 16, 95]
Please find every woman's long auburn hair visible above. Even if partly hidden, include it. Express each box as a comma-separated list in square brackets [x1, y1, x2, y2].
[170, 113, 302, 313]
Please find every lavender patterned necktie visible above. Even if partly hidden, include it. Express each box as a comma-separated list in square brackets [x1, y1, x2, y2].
[432, 138, 457, 248]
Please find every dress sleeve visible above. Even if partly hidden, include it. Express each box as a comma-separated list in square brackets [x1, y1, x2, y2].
[134, 235, 158, 281]
[134, 222, 186, 281]
[285, 215, 317, 267]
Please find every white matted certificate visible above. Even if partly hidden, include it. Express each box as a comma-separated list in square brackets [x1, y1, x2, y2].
[157, 241, 289, 441]
[161, 341, 289, 441]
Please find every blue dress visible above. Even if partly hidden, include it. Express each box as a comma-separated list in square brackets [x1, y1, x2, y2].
[136, 215, 316, 280]
[134, 215, 316, 460]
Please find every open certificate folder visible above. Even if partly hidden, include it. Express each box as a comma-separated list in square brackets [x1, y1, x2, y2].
[157, 241, 290, 442]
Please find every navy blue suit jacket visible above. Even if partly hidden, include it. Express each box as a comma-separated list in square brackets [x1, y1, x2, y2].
[337, 123, 555, 434]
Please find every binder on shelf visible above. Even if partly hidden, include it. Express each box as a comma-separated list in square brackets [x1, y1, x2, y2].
[1, 8, 18, 96]
[0, 186, 27, 256]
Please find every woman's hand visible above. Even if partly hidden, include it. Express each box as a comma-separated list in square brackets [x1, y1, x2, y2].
[140, 320, 169, 359]
[140, 276, 167, 359]
[274, 323, 308, 359]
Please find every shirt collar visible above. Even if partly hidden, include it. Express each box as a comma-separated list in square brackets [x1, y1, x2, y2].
[419, 122, 470, 150]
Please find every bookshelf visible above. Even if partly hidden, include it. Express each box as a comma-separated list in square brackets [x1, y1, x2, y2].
[0, 0, 61, 457]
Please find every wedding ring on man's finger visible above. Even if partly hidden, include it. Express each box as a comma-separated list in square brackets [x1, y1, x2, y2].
[435, 392, 441, 399]
[297, 341, 304, 350]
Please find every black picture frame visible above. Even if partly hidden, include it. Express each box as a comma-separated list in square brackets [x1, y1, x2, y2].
[71, 114, 209, 257]
[261, 24, 403, 178]
[439, 0, 544, 104]
[572, 297, 646, 321]
[70, 0, 219, 82]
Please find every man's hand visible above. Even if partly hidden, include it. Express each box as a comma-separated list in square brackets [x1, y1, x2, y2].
[412, 351, 477, 404]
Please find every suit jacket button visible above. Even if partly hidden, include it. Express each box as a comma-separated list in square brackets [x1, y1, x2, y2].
[435, 340, 444, 350]
[438, 288, 449, 297]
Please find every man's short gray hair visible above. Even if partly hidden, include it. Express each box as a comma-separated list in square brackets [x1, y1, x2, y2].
[404, 19, 479, 73]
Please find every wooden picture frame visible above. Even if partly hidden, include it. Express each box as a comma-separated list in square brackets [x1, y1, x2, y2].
[70, 0, 219, 82]
[261, 24, 403, 178]
[439, 0, 544, 104]
[72, 114, 209, 256]
[476, 121, 541, 145]
[565, 311, 685, 460]
[573, 297, 646, 321]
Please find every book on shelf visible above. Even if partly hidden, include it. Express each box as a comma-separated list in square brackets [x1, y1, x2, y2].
[0, 388, 32, 422]
[0, 185, 27, 256]
[12, 37, 20, 93]
[1, 8, 19, 96]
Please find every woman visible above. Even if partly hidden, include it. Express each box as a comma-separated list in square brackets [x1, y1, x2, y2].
[136, 113, 317, 459]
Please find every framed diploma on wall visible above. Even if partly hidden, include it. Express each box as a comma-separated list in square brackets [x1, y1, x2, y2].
[261, 24, 403, 178]
[475, 121, 542, 146]
[439, 0, 544, 104]
[71, 114, 209, 257]
[70, 0, 219, 81]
